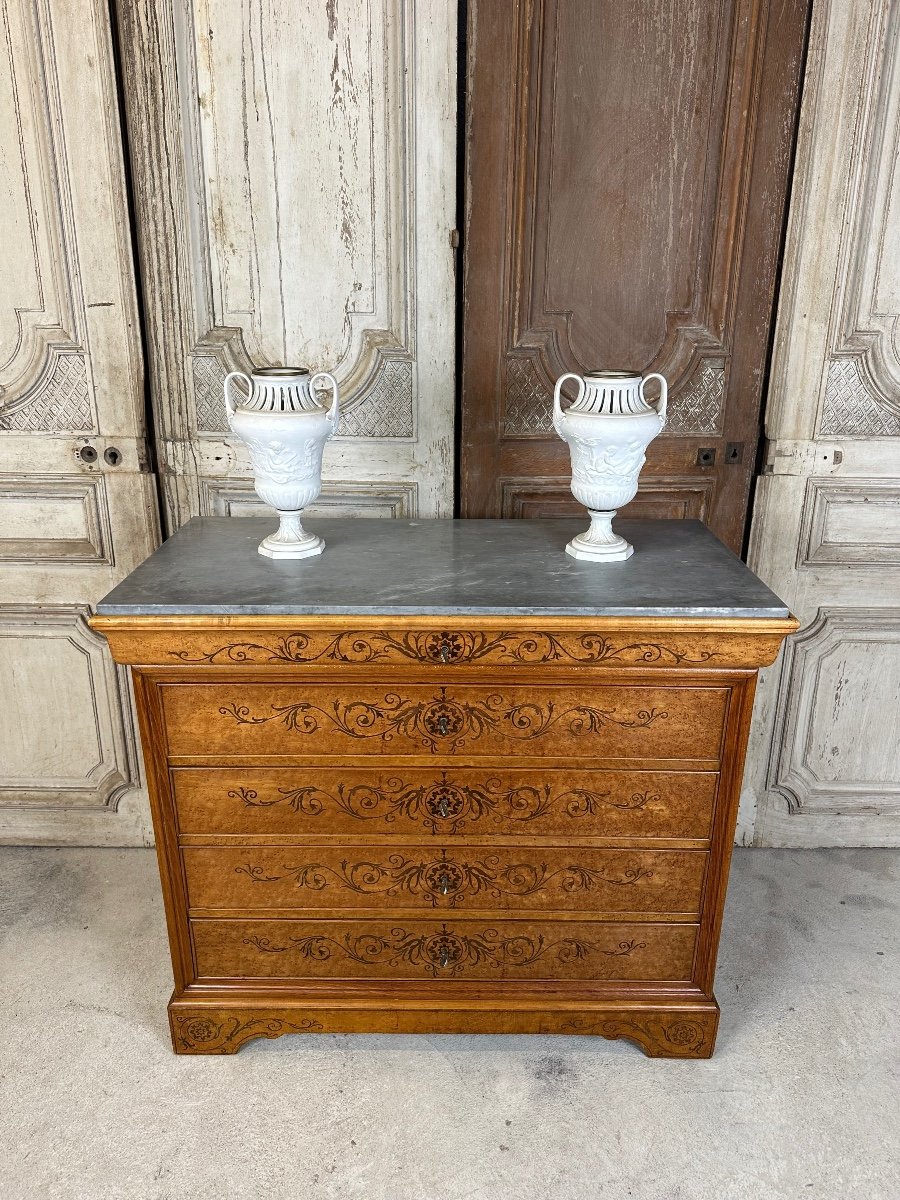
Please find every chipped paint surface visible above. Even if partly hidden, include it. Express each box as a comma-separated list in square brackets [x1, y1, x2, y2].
[745, 0, 900, 847]
[195, 0, 379, 367]
[120, 0, 457, 528]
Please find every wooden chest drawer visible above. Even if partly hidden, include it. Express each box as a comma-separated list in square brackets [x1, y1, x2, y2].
[182, 846, 708, 915]
[162, 682, 729, 761]
[172, 766, 718, 840]
[191, 917, 698, 982]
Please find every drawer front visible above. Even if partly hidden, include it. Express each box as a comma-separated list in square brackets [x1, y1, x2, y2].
[192, 918, 698, 982]
[183, 846, 708, 915]
[162, 682, 728, 760]
[172, 766, 718, 839]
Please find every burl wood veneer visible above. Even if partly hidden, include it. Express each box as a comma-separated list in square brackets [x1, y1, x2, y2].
[92, 517, 796, 1058]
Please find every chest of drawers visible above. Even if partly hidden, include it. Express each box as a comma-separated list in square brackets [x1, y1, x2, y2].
[93, 517, 795, 1057]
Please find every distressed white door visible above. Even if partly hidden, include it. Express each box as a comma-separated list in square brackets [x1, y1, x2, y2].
[116, 0, 457, 529]
[742, 0, 900, 846]
[0, 0, 160, 843]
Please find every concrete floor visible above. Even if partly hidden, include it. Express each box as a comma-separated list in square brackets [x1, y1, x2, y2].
[0, 848, 897, 1200]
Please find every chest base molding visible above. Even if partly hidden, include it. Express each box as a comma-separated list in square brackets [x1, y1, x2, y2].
[169, 993, 720, 1057]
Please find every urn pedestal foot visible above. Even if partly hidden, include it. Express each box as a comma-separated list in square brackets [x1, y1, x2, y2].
[258, 512, 324, 560]
[566, 510, 633, 562]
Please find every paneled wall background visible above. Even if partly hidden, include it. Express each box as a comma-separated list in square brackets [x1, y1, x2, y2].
[460, 0, 808, 552]
[0, 0, 456, 845]
[742, 0, 900, 846]
[1, 0, 898, 846]
[117, 0, 457, 533]
[0, 0, 158, 844]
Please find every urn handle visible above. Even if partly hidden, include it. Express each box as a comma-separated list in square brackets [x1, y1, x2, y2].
[640, 373, 668, 428]
[224, 371, 252, 428]
[553, 372, 586, 428]
[311, 371, 340, 430]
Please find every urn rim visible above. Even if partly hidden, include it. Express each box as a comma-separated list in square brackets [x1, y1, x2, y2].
[582, 369, 642, 381]
[251, 366, 312, 378]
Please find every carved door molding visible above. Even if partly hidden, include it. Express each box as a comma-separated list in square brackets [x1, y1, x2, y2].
[744, 0, 900, 847]
[116, 0, 456, 530]
[0, 0, 159, 844]
[461, 0, 809, 550]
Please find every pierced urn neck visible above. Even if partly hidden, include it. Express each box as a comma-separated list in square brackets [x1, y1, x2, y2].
[570, 370, 652, 416]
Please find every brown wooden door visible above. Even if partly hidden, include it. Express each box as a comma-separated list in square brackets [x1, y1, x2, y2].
[460, 0, 809, 552]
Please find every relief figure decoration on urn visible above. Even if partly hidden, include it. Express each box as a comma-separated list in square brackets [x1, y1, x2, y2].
[553, 370, 667, 562]
[224, 366, 339, 559]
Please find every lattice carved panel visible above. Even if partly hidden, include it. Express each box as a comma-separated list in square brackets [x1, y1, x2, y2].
[664, 364, 726, 436]
[820, 358, 900, 437]
[0, 353, 94, 433]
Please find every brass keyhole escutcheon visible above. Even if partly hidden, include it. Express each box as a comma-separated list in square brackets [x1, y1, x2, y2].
[440, 872, 450, 895]
[440, 948, 451, 969]
[438, 715, 449, 736]
[439, 797, 449, 819]
[439, 642, 450, 663]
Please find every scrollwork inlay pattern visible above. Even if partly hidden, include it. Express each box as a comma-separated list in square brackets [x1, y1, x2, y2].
[242, 923, 647, 978]
[234, 850, 654, 908]
[227, 773, 657, 835]
[218, 686, 668, 753]
[173, 628, 714, 667]
[172, 1013, 322, 1053]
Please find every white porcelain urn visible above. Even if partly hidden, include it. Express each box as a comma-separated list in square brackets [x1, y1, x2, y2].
[553, 369, 667, 562]
[224, 366, 339, 559]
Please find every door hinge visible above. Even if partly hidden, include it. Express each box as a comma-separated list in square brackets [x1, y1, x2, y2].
[449, 228, 461, 249]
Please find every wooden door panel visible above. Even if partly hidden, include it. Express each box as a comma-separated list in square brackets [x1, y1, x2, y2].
[116, 0, 456, 531]
[461, 0, 809, 550]
[499, 477, 714, 521]
[0, 0, 159, 844]
[745, 0, 900, 847]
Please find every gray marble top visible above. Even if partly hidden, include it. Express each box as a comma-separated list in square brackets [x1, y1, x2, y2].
[96, 518, 789, 618]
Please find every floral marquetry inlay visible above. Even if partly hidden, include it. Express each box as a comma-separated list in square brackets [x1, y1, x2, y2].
[172, 1013, 323, 1054]
[552, 1015, 712, 1058]
[227, 773, 656, 835]
[234, 850, 654, 908]
[172, 629, 715, 667]
[242, 924, 647, 978]
[218, 686, 668, 753]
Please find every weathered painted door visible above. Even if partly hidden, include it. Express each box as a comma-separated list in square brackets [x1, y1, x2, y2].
[116, 0, 457, 531]
[460, 0, 809, 552]
[0, 0, 159, 843]
[742, 0, 900, 846]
